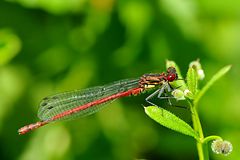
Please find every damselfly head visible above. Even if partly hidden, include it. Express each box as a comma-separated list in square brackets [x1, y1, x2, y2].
[166, 67, 178, 82]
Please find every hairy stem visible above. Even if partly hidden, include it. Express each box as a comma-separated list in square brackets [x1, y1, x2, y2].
[189, 101, 209, 160]
[203, 135, 222, 144]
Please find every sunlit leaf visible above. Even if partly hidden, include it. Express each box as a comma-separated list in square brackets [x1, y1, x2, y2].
[194, 65, 232, 106]
[186, 67, 198, 97]
[145, 106, 199, 140]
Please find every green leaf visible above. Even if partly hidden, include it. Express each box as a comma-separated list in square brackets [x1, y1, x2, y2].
[194, 65, 232, 106]
[166, 60, 187, 90]
[186, 67, 198, 97]
[144, 106, 199, 140]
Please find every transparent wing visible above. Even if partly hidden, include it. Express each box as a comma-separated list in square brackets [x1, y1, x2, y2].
[37, 78, 139, 121]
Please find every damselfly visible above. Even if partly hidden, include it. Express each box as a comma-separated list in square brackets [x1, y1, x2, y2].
[18, 67, 178, 135]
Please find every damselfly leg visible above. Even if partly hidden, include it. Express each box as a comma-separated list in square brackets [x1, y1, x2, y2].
[145, 82, 174, 106]
[145, 82, 187, 110]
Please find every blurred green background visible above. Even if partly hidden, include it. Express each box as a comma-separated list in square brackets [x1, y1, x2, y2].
[0, 0, 239, 159]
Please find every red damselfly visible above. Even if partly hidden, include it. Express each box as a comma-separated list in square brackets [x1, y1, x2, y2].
[18, 67, 178, 135]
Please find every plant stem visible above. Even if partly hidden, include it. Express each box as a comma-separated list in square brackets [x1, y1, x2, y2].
[189, 101, 209, 160]
[203, 135, 222, 144]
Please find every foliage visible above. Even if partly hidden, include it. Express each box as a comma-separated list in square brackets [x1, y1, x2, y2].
[0, 0, 239, 160]
[145, 60, 232, 159]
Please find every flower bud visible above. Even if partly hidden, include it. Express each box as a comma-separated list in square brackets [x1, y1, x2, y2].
[211, 139, 233, 156]
[189, 60, 205, 80]
[172, 89, 185, 100]
[197, 69, 205, 80]
[184, 89, 194, 99]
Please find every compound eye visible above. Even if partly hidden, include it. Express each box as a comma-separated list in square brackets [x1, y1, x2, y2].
[167, 67, 176, 73]
[167, 74, 176, 82]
